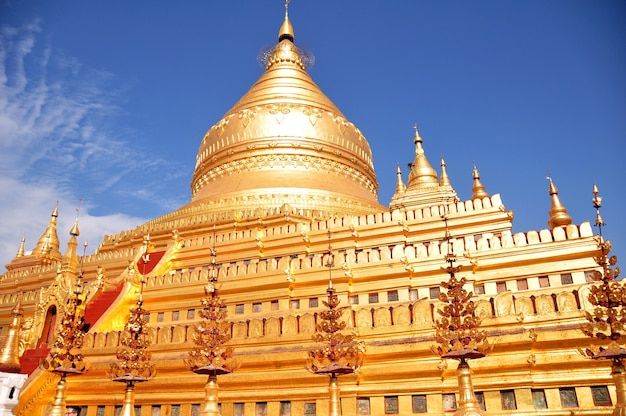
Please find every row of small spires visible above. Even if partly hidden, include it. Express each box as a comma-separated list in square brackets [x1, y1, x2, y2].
[8, 175, 578, 271]
[393, 125, 573, 229]
[7, 202, 82, 271]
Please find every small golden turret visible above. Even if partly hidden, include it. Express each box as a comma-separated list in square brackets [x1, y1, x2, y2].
[62, 218, 80, 275]
[32, 203, 62, 262]
[440, 158, 453, 189]
[547, 176, 572, 229]
[15, 236, 26, 258]
[471, 164, 489, 201]
[407, 125, 439, 190]
[0, 297, 24, 373]
[394, 164, 406, 194]
[390, 126, 458, 210]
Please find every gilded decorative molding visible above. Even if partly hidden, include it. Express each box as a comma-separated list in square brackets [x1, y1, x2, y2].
[193, 153, 377, 193]
[14, 372, 58, 416]
[302, 105, 323, 125]
[238, 106, 260, 128]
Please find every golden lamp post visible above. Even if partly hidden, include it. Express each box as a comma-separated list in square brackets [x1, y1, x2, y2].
[40, 273, 89, 416]
[432, 214, 490, 416]
[107, 282, 155, 414]
[581, 184, 625, 416]
[306, 234, 365, 416]
[186, 243, 239, 416]
[108, 237, 156, 415]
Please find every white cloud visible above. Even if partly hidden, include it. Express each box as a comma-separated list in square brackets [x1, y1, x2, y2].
[0, 20, 183, 271]
[0, 177, 146, 270]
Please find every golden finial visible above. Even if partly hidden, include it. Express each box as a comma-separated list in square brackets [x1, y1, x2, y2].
[395, 164, 406, 194]
[413, 124, 423, 150]
[278, 0, 294, 42]
[546, 175, 572, 229]
[0, 295, 24, 373]
[471, 163, 489, 200]
[440, 158, 452, 188]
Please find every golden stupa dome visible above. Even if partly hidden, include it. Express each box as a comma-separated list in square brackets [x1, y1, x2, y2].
[187, 8, 384, 219]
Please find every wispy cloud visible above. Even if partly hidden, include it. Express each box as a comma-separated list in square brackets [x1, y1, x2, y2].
[0, 20, 185, 271]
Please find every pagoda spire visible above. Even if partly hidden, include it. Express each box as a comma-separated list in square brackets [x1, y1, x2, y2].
[394, 164, 406, 194]
[440, 158, 453, 189]
[390, 125, 458, 210]
[32, 203, 62, 262]
[0, 296, 24, 373]
[62, 216, 81, 274]
[547, 176, 572, 229]
[406, 125, 439, 190]
[471, 163, 489, 201]
[15, 236, 26, 258]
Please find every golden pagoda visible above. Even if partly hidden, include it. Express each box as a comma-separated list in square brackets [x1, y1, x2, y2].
[0, 4, 618, 416]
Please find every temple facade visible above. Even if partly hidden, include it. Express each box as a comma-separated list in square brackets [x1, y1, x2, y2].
[0, 7, 619, 416]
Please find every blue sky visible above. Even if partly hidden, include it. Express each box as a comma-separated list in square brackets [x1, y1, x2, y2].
[0, 1, 624, 272]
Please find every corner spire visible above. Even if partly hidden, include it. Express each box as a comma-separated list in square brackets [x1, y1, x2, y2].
[394, 164, 406, 194]
[440, 158, 453, 189]
[278, 0, 294, 42]
[15, 236, 26, 258]
[32, 202, 62, 262]
[0, 296, 24, 373]
[547, 175, 572, 228]
[62, 218, 81, 274]
[471, 163, 490, 201]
